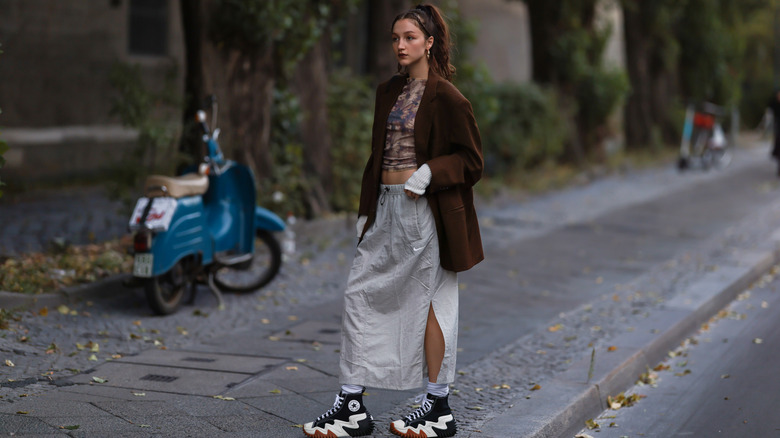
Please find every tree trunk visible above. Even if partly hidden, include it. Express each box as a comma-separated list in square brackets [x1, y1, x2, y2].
[293, 37, 332, 216]
[179, 0, 275, 179]
[622, 1, 679, 148]
[367, 0, 408, 85]
[525, 0, 557, 84]
[179, 0, 206, 167]
[222, 48, 275, 179]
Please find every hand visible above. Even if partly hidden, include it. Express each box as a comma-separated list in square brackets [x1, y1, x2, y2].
[405, 189, 420, 200]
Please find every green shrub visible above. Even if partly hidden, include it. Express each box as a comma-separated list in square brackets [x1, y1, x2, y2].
[326, 69, 373, 213]
[107, 62, 182, 211]
[478, 82, 567, 175]
[257, 87, 309, 217]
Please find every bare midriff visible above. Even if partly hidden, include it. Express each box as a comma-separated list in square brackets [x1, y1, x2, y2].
[382, 168, 416, 185]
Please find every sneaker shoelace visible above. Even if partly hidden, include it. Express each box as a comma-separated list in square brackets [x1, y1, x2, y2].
[316, 393, 346, 422]
[405, 394, 433, 422]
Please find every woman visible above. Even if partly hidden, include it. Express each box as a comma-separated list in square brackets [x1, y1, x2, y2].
[304, 4, 483, 438]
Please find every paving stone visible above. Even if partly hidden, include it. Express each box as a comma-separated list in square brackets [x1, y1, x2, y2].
[66, 363, 253, 396]
[0, 398, 113, 417]
[116, 348, 283, 374]
[37, 415, 144, 436]
[0, 413, 63, 435]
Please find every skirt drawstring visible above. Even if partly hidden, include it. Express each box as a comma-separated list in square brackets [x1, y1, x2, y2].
[379, 186, 391, 206]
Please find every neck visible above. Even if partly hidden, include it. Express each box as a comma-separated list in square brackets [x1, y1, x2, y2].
[407, 63, 429, 80]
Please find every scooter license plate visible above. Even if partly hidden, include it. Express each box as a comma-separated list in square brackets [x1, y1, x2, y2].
[133, 253, 154, 278]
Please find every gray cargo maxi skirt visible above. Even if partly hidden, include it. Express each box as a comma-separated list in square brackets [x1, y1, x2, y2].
[339, 184, 459, 390]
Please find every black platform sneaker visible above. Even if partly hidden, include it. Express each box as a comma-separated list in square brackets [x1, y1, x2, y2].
[303, 390, 375, 438]
[390, 393, 457, 437]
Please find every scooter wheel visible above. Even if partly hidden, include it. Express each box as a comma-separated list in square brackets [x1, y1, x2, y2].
[213, 230, 282, 293]
[144, 259, 189, 315]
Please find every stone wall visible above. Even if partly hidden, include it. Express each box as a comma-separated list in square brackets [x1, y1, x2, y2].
[0, 0, 183, 186]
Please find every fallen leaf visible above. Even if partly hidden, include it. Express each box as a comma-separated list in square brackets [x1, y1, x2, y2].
[607, 346, 618, 352]
[39, 307, 49, 317]
[753, 338, 763, 344]
[92, 377, 107, 384]
[59, 425, 80, 430]
[268, 336, 280, 341]
[286, 366, 298, 371]
[88, 354, 98, 361]
[261, 318, 271, 324]
[585, 418, 600, 429]
[530, 384, 541, 391]
[607, 392, 646, 409]
[133, 320, 142, 326]
[466, 406, 484, 411]
[16, 411, 28, 415]
[288, 315, 298, 321]
[212, 395, 236, 401]
[132, 392, 146, 397]
[575, 434, 595, 438]
[4, 360, 14, 367]
[269, 389, 282, 394]
[548, 324, 563, 332]
[57, 305, 70, 315]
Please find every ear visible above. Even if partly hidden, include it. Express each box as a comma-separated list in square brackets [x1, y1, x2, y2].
[426, 36, 434, 51]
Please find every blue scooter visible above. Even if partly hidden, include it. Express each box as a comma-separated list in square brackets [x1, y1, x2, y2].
[128, 96, 285, 315]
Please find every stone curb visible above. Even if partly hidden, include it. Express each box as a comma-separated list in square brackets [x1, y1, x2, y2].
[0, 274, 132, 311]
[478, 246, 780, 438]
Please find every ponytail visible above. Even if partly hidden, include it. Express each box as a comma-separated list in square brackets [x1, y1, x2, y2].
[392, 4, 456, 82]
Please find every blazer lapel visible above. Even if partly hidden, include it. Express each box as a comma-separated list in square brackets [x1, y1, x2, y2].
[414, 72, 438, 162]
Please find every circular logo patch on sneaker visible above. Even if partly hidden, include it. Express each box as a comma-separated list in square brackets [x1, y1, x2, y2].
[348, 400, 361, 412]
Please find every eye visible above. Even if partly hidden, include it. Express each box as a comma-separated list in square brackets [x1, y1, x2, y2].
[391, 36, 399, 43]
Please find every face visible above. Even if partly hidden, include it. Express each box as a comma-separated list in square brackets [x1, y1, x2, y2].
[392, 18, 433, 73]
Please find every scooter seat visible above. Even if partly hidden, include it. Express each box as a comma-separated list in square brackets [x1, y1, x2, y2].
[144, 173, 209, 198]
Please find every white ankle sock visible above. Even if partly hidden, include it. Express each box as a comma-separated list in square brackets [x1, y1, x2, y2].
[426, 381, 449, 397]
[341, 384, 363, 395]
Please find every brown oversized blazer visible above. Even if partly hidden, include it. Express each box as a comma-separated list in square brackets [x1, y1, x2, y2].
[357, 70, 484, 272]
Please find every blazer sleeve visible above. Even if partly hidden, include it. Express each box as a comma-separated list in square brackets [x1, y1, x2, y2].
[426, 97, 484, 191]
[357, 152, 374, 217]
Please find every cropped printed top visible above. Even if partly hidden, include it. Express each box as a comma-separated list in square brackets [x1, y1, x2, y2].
[382, 78, 427, 171]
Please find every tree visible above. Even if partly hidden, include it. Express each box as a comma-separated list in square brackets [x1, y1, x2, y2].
[620, 0, 683, 148]
[179, 0, 339, 215]
[521, 0, 628, 162]
[0, 42, 7, 198]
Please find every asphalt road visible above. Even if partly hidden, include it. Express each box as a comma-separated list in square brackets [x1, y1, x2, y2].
[576, 267, 780, 437]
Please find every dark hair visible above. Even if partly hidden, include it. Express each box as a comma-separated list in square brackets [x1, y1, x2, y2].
[391, 4, 455, 82]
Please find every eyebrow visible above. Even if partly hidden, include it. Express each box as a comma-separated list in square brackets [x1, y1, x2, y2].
[391, 30, 421, 36]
